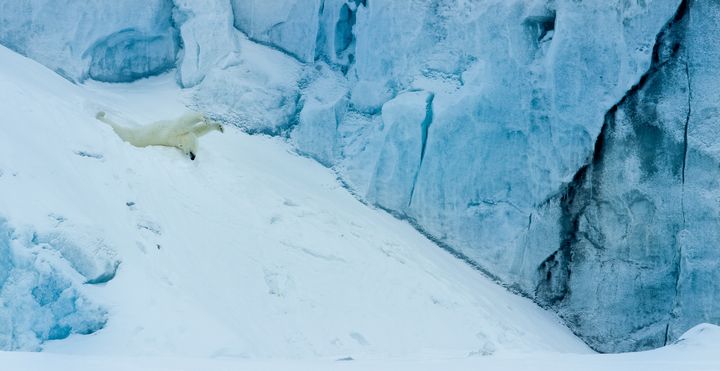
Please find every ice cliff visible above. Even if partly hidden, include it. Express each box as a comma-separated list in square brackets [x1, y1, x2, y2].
[541, 0, 720, 351]
[1, 0, 718, 353]
[0, 0, 179, 82]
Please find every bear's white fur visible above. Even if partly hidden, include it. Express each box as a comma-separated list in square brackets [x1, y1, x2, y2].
[96, 111, 223, 160]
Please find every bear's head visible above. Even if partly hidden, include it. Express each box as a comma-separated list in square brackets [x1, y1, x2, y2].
[175, 133, 198, 160]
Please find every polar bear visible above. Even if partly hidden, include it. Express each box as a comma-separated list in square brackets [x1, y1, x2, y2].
[95, 111, 223, 160]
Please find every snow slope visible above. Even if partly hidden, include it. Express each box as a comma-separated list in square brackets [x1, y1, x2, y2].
[0, 28, 718, 371]
[1, 325, 719, 370]
[0, 44, 588, 358]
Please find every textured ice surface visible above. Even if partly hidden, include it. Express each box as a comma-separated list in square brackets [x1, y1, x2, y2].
[535, 0, 720, 352]
[190, 36, 302, 134]
[231, 0, 360, 67]
[290, 64, 348, 165]
[0, 218, 108, 351]
[344, 0, 682, 294]
[31, 224, 120, 285]
[167, 0, 303, 133]
[231, 0, 321, 62]
[0, 0, 178, 82]
[172, 0, 239, 88]
[367, 91, 433, 212]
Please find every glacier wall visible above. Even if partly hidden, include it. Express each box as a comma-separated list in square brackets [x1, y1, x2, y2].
[1, 0, 718, 353]
[0, 0, 179, 82]
[230, 0, 362, 67]
[540, 0, 720, 351]
[226, 0, 719, 352]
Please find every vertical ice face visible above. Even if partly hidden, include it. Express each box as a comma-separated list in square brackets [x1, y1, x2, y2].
[0, 0, 179, 82]
[328, 0, 681, 292]
[172, 0, 241, 88]
[672, 0, 720, 343]
[230, 0, 364, 68]
[367, 91, 434, 212]
[290, 65, 348, 166]
[535, 0, 720, 352]
[230, 0, 322, 62]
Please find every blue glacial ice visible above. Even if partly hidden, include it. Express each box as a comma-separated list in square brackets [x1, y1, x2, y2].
[0, 0, 179, 82]
[0, 218, 111, 350]
[223, 0, 718, 352]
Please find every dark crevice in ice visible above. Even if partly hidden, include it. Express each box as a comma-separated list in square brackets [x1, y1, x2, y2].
[680, 58, 691, 224]
[407, 92, 435, 208]
[534, 0, 690, 319]
[531, 0, 693, 350]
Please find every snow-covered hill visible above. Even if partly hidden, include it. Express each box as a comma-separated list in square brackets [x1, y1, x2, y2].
[0, 43, 587, 356]
[0, 41, 718, 370]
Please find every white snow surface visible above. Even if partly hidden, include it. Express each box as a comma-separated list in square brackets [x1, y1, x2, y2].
[0, 43, 583, 356]
[0, 44, 717, 369]
[2, 325, 720, 370]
